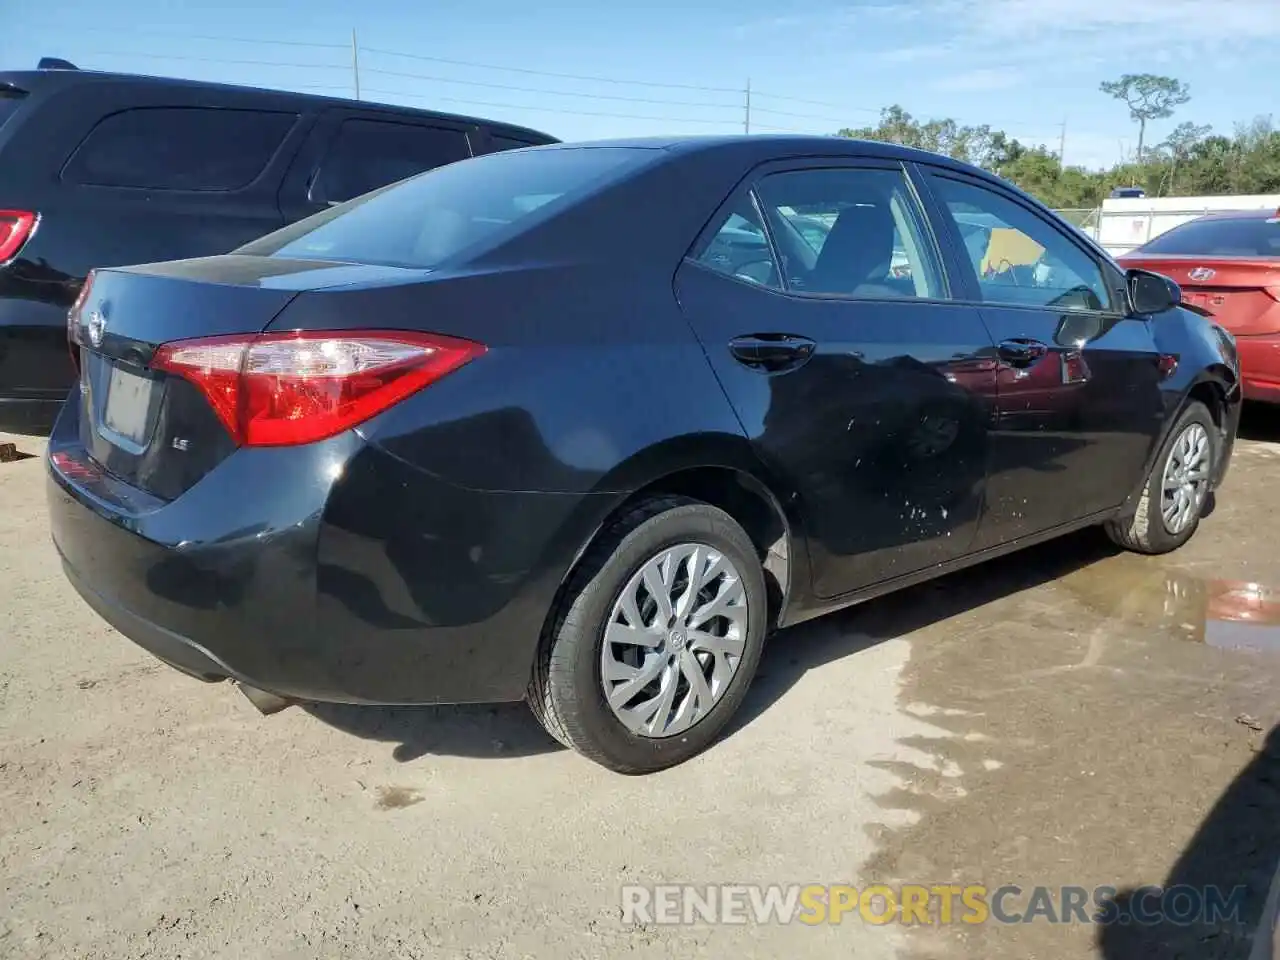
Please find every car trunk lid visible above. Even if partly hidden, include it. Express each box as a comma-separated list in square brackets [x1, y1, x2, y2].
[1120, 255, 1280, 335]
[67, 255, 406, 500]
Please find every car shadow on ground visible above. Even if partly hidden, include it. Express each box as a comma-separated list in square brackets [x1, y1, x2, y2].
[1240, 403, 1280, 443]
[307, 529, 1121, 764]
[1096, 724, 1280, 959]
[303, 701, 564, 762]
[729, 528, 1121, 736]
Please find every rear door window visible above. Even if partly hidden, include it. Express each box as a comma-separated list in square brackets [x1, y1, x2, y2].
[754, 166, 943, 299]
[0, 87, 26, 130]
[242, 145, 653, 269]
[62, 107, 297, 191]
[309, 119, 472, 205]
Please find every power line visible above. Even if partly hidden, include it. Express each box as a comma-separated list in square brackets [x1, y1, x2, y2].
[126, 31, 348, 49]
[361, 66, 736, 109]
[360, 45, 743, 94]
[360, 87, 740, 126]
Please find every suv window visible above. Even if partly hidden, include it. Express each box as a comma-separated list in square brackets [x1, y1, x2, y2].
[928, 175, 1112, 312]
[755, 167, 942, 299]
[63, 107, 297, 191]
[242, 145, 652, 270]
[310, 119, 472, 205]
[692, 201, 779, 289]
[0, 88, 25, 130]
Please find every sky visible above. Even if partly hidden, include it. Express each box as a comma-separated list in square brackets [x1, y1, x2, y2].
[3, 0, 1279, 171]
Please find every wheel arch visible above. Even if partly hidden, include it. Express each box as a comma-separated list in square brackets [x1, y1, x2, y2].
[533, 433, 808, 680]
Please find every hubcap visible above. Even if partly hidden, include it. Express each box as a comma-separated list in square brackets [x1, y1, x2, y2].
[600, 543, 748, 739]
[1160, 422, 1211, 535]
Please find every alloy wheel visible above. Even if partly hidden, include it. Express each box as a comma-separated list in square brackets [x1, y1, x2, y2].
[1160, 421, 1211, 535]
[599, 543, 748, 739]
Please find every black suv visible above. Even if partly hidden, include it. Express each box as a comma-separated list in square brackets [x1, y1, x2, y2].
[0, 61, 556, 430]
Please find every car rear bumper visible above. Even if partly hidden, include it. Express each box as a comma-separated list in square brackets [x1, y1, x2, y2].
[1237, 332, 1280, 404]
[48, 400, 604, 705]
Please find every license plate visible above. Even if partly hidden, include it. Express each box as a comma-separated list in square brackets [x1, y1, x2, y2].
[102, 365, 156, 446]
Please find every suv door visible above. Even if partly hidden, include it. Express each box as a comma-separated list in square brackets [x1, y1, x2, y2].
[675, 159, 998, 600]
[278, 109, 473, 221]
[917, 166, 1164, 545]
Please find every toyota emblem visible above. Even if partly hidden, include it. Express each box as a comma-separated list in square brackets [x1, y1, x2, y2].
[86, 309, 106, 348]
[1188, 267, 1216, 282]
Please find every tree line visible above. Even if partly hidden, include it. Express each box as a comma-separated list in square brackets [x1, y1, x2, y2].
[836, 74, 1280, 209]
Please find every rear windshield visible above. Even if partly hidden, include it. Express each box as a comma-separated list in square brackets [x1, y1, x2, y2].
[240, 146, 654, 269]
[1137, 216, 1280, 257]
[0, 88, 27, 130]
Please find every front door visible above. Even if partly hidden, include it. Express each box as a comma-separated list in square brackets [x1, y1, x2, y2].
[918, 168, 1165, 546]
[675, 159, 998, 600]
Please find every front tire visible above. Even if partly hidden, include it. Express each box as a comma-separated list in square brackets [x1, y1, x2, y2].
[529, 496, 768, 774]
[1106, 400, 1218, 555]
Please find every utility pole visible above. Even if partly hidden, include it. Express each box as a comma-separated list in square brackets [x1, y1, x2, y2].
[1058, 117, 1067, 166]
[744, 78, 751, 135]
[351, 28, 361, 100]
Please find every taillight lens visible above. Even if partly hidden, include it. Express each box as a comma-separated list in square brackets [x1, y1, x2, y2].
[67, 270, 96, 364]
[152, 329, 485, 447]
[0, 210, 37, 263]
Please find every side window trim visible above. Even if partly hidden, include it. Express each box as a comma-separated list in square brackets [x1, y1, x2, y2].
[750, 160, 954, 304]
[684, 183, 784, 292]
[918, 165, 1124, 316]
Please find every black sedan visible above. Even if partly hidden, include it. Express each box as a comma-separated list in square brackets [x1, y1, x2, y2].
[48, 136, 1241, 773]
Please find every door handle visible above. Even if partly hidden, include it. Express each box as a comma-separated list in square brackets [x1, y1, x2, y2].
[997, 338, 1049, 367]
[728, 334, 816, 372]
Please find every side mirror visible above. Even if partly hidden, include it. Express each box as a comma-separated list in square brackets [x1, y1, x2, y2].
[1127, 268, 1181, 315]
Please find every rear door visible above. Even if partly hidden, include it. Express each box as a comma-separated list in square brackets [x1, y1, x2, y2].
[917, 166, 1164, 545]
[278, 109, 474, 222]
[676, 158, 998, 600]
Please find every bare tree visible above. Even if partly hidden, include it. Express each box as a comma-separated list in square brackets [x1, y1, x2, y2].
[1100, 74, 1191, 163]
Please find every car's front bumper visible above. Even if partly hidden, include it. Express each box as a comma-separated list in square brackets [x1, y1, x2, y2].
[47, 404, 603, 705]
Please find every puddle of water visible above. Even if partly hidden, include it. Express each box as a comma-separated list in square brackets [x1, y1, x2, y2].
[1061, 562, 1280, 655]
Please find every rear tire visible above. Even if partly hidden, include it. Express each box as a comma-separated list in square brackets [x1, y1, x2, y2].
[1105, 400, 1218, 555]
[528, 496, 767, 774]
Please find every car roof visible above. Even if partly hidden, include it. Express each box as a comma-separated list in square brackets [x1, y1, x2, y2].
[0, 66, 556, 142]
[532, 133, 1009, 184]
[1191, 208, 1280, 222]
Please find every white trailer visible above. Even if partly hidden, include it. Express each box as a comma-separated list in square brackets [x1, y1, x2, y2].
[1086, 194, 1280, 257]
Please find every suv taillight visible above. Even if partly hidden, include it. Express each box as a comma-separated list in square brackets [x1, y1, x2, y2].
[66, 270, 97, 369]
[151, 329, 485, 447]
[0, 210, 36, 263]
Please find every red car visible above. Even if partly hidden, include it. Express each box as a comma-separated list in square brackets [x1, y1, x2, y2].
[1120, 209, 1280, 403]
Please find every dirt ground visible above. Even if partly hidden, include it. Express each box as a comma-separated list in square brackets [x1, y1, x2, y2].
[2, 414, 1279, 960]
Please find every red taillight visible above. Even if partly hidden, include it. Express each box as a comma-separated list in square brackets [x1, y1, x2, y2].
[67, 270, 96, 367]
[0, 210, 37, 263]
[151, 329, 485, 447]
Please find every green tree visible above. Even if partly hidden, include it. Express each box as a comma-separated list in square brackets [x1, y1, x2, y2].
[1099, 74, 1191, 163]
